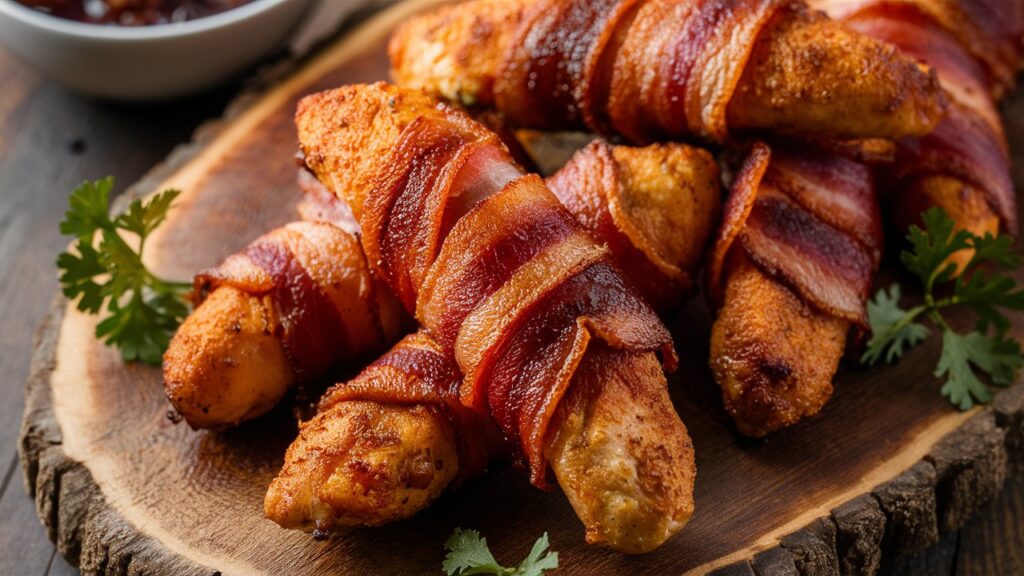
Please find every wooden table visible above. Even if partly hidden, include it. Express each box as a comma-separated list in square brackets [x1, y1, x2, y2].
[0, 36, 1021, 576]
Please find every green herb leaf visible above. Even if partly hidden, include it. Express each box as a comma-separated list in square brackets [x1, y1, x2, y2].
[443, 529, 558, 576]
[862, 285, 930, 365]
[115, 189, 181, 238]
[59, 177, 115, 240]
[443, 529, 502, 575]
[900, 207, 973, 289]
[516, 533, 558, 576]
[863, 208, 1023, 409]
[56, 178, 189, 365]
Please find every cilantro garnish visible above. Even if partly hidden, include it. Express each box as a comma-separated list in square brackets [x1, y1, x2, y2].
[862, 208, 1024, 409]
[57, 177, 191, 365]
[442, 528, 558, 576]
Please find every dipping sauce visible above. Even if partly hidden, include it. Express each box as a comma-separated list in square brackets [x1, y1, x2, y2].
[15, 0, 254, 25]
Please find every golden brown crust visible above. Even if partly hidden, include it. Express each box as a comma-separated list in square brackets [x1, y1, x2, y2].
[265, 400, 458, 530]
[710, 252, 848, 438]
[163, 287, 295, 429]
[889, 174, 1001, 275]
[546, 344, 695, 554]
[296, 83, 450, 219]
[728, 3, 946, 139]
[609, 143, 721, 285]
[388, 0, 525, 106]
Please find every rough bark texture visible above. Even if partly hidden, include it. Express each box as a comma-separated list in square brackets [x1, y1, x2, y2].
[995, 383, 1024, 476]
[832, 495, 885, 575]
[928, 413, 1008, 533]
[873, 462, 941, 557]
[780, 518, 840, 576]
[753, 547, 800, 576]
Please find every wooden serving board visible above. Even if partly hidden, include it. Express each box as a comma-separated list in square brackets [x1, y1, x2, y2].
[19, 1, 1024, 574]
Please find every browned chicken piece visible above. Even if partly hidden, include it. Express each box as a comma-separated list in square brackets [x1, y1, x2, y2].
[707, 142, 881, 437]
[547, 342, 695, 553]
[727, 3, 945, 138]
[390, 0, 945, 142]
[547, 140, 721, 310]
[264, 140, 714, 545]
[164, 221, 406, 429]
[604, 143, 720, 299]
[289, 83, 694, 553]
[164, 286, 296, 429]
[710, 253, 848, 437]
[265, 332, 465, 531]
[267, 335, 697, 553]
[265, 400, 458, 530]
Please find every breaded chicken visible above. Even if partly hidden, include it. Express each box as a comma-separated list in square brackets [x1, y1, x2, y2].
[390, 0, 945, 140]
[164, 287, 295, 429]
[710, 253, 848, 437]
[547, 343, 695, 553]
[265, 400, 458, 530]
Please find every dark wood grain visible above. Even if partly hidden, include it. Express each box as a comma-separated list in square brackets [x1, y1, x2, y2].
[956, 474, 1024, 576]
[0, 44, 233, 575]
[5, 0, 1024, 574]
[833, 495, 886, 575]
[877, 531, 959, 576]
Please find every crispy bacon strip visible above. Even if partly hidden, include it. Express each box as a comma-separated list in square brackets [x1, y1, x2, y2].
[346, 107, 677, 483]
[708, 141, 882, 436]
[390, 0, 947, 143]
[193, 223, 399, 379]
[293, 83, 693, 552]
[301, 136, 719, 314]
[813, 1, 1020, 274]
[163, 222, 406, 429]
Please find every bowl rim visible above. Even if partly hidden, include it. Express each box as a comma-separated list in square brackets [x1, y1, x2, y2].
[0, 0, 300, 40]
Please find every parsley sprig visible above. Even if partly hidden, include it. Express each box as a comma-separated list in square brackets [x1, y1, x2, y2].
[862, 208, 1024, 409]
[57, 177, 191, 365]
[443, 528, 558, 576]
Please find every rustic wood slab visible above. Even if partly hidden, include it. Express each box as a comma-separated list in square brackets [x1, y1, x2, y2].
[18, 0, 1024, 574]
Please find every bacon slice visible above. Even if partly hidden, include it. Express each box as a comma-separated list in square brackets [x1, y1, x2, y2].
[417, 175, 674, 482]
[710, 142, 880, 328]
[601, 0, 786, 141]
[193, 222, 397, 379]
[707, 141, 881, 436]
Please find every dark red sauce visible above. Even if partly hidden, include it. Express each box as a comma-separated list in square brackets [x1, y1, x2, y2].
[16, 0, 254, 25]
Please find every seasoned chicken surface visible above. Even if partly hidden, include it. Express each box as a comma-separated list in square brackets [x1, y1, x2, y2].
[546, 343, 695, 553]
[265, 400, 458, 529]
[727, 3, 946, 139]
[164, 287, 295, 429]
[710, 253, 848, 437]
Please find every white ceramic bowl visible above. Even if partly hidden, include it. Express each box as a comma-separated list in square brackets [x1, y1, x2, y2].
[0, 0, 314, 100]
